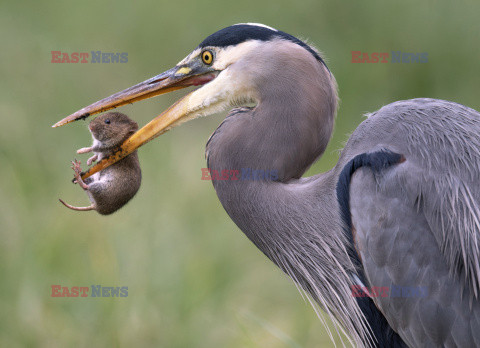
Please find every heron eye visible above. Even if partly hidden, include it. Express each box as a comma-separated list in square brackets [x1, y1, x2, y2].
[105, 119, 111, 124]
[201, 50, 213, 65]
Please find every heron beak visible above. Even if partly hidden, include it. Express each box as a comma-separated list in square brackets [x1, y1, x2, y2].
[53, 60, 215, 128]
[54, 59, 218, 179]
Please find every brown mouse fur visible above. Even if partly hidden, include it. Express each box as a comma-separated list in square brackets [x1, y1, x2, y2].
[59, 112, 142, 215]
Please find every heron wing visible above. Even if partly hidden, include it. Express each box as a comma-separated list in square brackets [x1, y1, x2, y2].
[350, 162, 480, 347]
[345, 99, 480, 346]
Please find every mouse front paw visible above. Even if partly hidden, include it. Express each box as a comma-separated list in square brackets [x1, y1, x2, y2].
[77, 147, 93, 154]
[86, 154, 98, 166]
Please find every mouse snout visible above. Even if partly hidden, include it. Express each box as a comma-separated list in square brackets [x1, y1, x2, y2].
[89, 121, 105, 139]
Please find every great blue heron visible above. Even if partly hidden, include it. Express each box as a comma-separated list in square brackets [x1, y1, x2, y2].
[54, 23, 480, 347]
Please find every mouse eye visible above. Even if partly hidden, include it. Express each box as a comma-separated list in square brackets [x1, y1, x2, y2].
[105, 119, 111, 124]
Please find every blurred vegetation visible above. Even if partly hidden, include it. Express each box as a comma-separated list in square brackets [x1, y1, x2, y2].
[1, 0, 479, 347]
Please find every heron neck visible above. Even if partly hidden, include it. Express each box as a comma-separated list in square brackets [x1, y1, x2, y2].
[205, 52, 341, 249]
[205, 63, 353, 326]
[202, 45, 373, 338]
[204, 45, 370, 344]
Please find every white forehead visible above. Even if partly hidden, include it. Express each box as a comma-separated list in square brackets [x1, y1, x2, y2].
[177, 39, 264, 68]
[233, 23, 278, 31]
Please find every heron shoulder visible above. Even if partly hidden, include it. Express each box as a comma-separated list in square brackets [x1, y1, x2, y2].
[349, 157, 480, 347]
[336, 99, 480, 346]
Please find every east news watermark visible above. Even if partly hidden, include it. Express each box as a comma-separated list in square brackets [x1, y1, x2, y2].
[351, 51, 428, 64]
[51, 51, 128, 63]
[201, 168, 279, 181]
[351, 285, 428, 298]
[51, 285, 128, 297]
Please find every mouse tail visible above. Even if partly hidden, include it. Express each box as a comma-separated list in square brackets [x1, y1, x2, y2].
[59, 199, 95, 211]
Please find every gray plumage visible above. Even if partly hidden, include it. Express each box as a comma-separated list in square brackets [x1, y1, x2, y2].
[204, 39, 373, 345]
[56, 23, 480, 348]
[349, 99, 480, 347]
[204, 39, 480, 347]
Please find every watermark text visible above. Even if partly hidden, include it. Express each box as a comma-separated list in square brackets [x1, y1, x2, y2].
[51, 51, 128, 63]
[351, 51, 428, 63]
[351, 285, 428, 298]
[201, 168, 279, 181]
[51, 284, 128, 297]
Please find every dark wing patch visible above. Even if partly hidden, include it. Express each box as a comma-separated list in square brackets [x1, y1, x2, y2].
[337, 150, 407, 347]
[337, 150, 404, 266]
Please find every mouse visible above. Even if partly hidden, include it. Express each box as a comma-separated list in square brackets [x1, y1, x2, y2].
[59, 112, 142, 215]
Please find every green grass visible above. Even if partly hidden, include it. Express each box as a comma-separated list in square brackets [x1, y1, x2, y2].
[1, 0, 479, 346]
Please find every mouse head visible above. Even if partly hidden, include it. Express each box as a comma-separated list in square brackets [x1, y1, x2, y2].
[89, 112, 138, 149]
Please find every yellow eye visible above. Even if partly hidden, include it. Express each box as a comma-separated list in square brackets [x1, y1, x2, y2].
[202, 50, 213, 65]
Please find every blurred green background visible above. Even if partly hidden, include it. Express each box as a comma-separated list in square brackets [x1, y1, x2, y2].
[1, 0, 479, 347]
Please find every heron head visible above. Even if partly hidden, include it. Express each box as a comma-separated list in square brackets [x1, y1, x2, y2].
[53, 23, 330, 178]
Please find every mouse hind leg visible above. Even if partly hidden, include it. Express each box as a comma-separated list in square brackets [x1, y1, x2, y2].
[71, 160, 89, 190]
